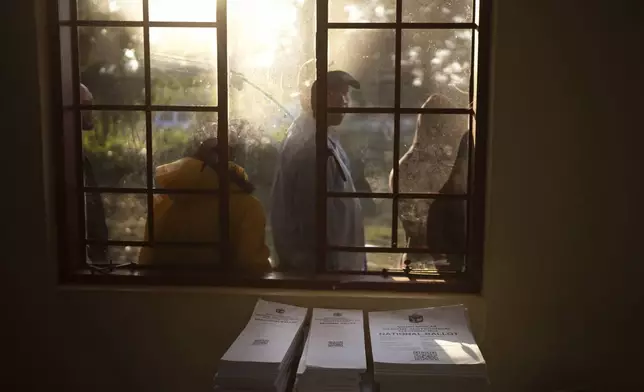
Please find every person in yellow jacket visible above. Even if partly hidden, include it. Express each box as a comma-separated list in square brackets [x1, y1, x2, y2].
[139, 138, 271, 274]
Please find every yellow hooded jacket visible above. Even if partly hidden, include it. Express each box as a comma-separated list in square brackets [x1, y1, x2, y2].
[138, 157, 270, 273]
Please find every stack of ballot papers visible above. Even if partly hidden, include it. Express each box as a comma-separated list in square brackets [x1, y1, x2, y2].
[369, 305, 488, 392]
[296, 308, 367, 392]
[214, 299, 307, 392]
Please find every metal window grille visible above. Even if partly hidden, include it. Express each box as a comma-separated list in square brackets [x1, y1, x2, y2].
[52, 0, 491, 292]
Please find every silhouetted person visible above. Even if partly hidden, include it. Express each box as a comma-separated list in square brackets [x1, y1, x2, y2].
[392, 94, 465, 267]
[81, 83, 109, 263]
[426, 132, 468, 267]
[270, 70, 366, 272]
[139, 138, 271, 273]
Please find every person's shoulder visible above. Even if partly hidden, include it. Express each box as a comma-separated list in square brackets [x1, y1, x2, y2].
[281, 135, 315, 165]
[234, 193, 266, 219]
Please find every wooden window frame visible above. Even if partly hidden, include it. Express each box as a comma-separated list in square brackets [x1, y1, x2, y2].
[51, 0, 492, 293]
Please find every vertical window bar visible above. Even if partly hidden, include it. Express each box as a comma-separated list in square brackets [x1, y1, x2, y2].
[69, 0, 87, 266]
[391, 0, 403, 248]
[464, 0, 478, 273]
[468, 0, 492, 288]
[217, 0, 230, 269]
[53, 1, 75, 275]
[142, 0, 154, 249]
[315, 0, 328, 273]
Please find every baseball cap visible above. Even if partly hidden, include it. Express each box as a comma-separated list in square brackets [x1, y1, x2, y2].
[326, 70, 360, 90]
[308, 70, 360, 103]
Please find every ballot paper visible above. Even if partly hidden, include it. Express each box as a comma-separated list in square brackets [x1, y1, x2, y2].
[297, 308, 366, 392]
[368, 305, 488, 392]
[214, 299, 308, 392]
[306, 308, 367, 371]
[222, 299, 307, 364]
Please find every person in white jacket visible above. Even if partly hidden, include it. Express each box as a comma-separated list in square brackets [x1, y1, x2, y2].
[270, 70, 366, 273]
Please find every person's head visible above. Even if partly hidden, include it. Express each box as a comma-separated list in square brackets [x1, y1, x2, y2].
[191, 137, 254, 193]
[306, 70, 360, 127]
[80, 83, 94, 130]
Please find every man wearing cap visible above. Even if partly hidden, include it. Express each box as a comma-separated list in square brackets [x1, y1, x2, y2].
[270, 70, 366, 273]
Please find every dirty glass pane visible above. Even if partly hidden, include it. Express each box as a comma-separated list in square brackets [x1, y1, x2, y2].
[329, 113, 394, 194]
[149, 0, 216, 22]
[398, 114, 469, 194]
[150, 27, 218, 106]
[329, 29, 396, 107]
[78, 0, 143, 21]
[82, 111, 147, 188]
[227, 0, 311, 266]
[151, 111, 218, 172]
[401, 29, 472, 108]
[402, 0, 473, 23]
[329, 0, 396, 23]
[366, 252, 465, 272]
[85, 193, 147, 241]
[78, 26, 145, 106]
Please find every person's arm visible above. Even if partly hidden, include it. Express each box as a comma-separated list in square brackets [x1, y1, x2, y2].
[233, 197, 271, 274]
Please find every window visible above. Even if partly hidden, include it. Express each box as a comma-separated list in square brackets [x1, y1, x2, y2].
[53, 0, 490, 292]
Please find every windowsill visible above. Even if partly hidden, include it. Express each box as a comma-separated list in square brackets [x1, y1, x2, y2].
[60, 268, 481, 295]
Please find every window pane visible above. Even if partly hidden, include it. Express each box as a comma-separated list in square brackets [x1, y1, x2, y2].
[152, 111, 218, 174]
[329, 113, 393, 194]
[150, 28, 217, 106]
[401, 29, 472, 108]
[85, 193, 147, 242]
[228, 118, 279, 217]
[227, 0, 312, 265]
[328, 29, 395, 107]
[59, 27, 74, 106]
[78, 0, 143, 21]
[59, 0, 70, 21]
[402, 0, 474, 23]
[78, 26, 145, 106]
[397, 198, 466, 254]
[367, 252, 465, 272]
[82, 111, 147, 187]
[329, 0, 396, 23]
[364, 198, 392, 247]
[88, 245, 142, 265]
[398, 114, 469, 194]
[366, 199, 407, 248]
[227, 120, 282, 265]
[327, 198, 401, 248]
[149, 0, 216, 22]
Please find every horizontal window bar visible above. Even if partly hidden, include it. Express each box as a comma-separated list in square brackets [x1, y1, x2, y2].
[328, 246, 466, 255]
[327, 192, 467, 199]
[65, 269, 479, 293]
[83, 188, 467, 199]
[59, 20, 217, 28]
[84, 187, 220, 195]
[327, 22, 477, 29]
[327, 107, 473, 115]
[68, 104, 218, 112]
[70, 105, 469, 115]
[85, 239, 218, 248]
[102, 264, 459, 278]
